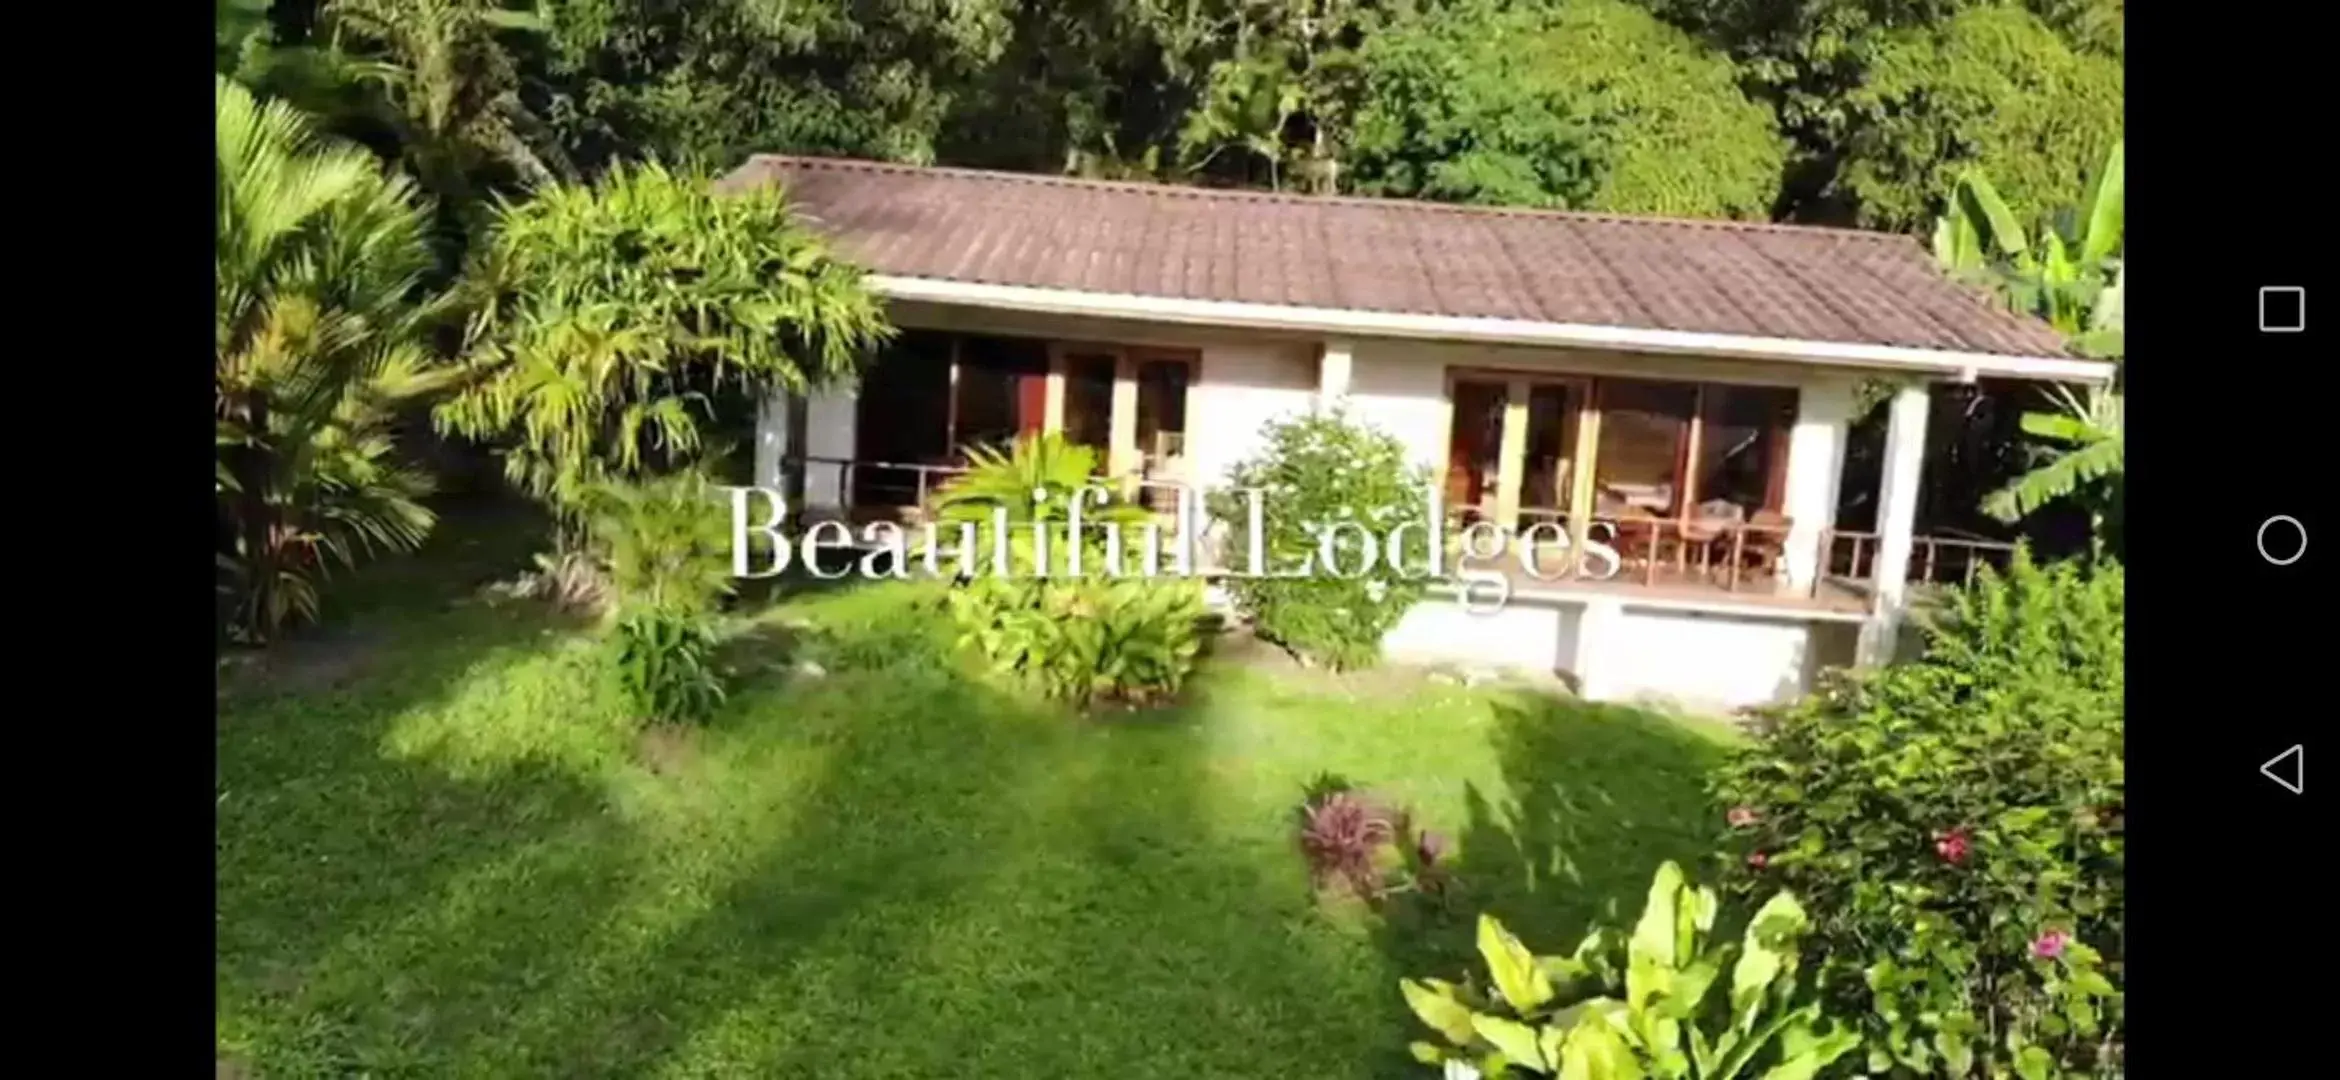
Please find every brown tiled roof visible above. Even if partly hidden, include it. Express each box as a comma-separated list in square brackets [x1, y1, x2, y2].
[718, 155, 2072, 359]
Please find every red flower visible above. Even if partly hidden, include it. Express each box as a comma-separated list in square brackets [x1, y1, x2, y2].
[1934, 827, 1970, 865]
[2031, 930, 2071, 960]
[1726, 805, 1760, 828]
[1747, 851, 1768, 869]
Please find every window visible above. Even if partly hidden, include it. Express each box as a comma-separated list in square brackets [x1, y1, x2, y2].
[1135, 357, 1193, 462]
[1445, 370, 1802, 547]
[1060, 351, 1116, 453]
[1695, 386, 1797, 517]
[955, 335, 1049, 453]
[1445, 379, 1508, 521]
[1517, 383, 1579, 525]
[1592, 379, 1698, 518]
[851, 331, 954, 505]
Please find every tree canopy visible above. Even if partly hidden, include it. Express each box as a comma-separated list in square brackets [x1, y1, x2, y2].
[1348, 0, 1787, 217]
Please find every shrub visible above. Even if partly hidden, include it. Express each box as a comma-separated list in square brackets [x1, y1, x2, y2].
[946, 565, 1206, 708]
[1401, 861, 1861, 1077]
[1209, 409, 1434, 671]
[579, 469, 739, 615]
[609, 607, 727, 726]
[1711, 551, 2123, 1077]
[934, 433, 1204, 708]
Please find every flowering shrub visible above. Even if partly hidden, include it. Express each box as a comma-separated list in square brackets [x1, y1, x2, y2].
[1208, 409, 1435, 670]
[1712, 552, 2123, 1077]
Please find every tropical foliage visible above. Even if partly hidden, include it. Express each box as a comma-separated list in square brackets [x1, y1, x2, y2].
[934, 435, 1206, 708]
[215, 74, 453, 641]
[1932, 140, 2125, 544]
[1209, 409, 1434, 671]
[1296, 774, 1450, 907]
[608, 606, 729, 725]
[1833, 5, 2123, 232]
[437, 160, 891, 514]
[578, 468, 740, 615]
[1349, 0, 1787, 217]
[1713, 552, 2126, 1078]
[1400, 862, 1861, 1078]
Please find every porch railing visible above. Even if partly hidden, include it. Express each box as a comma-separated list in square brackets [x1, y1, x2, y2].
[783, 454, 1198, 531]
[1823, 530, 2019, 594]
[778, 455, 2015, 608]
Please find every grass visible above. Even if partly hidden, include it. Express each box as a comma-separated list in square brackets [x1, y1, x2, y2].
[216, 506, 1742, 1078]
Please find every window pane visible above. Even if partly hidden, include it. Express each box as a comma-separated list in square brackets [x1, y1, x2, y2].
[1593, 379, 1697, 517]
[1446, 380, 1507, 521]
[1517, 383, 1577, 525]
[1135, 358, 1192, 461]
[1695, 385, 1798, 518]
[852, 330, 954, 505]
[955, 335, 1049, 454]
[1061, 353, 1116, 453]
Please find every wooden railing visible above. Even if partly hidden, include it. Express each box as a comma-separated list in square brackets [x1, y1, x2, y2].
[784, 454, 1197, 533]
[1823, 530, 2018, 591]
[780, 456, 2013, 604]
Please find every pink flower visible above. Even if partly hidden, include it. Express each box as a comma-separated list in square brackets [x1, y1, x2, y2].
[1747, 851, 1769, 869]
[1934, 827, 1970, 866]
[2031, 930, 2071, 960]
[1727, 805, 1760, 828]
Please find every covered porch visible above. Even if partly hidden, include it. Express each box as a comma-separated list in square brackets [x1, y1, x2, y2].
[753, 321, 2017, 655]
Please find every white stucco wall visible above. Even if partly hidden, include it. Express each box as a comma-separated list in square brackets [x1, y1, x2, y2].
[1594, 607, 1819, 712]
[1384, 593, 1833, 712]
[1384, 597, 1580, 675]
[1344, 342, 1450, 474]
[1186, 341, 1318, 491]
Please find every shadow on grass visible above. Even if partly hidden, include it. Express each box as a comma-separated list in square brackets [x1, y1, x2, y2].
[221, 573, 1417, 1078]
[1374, 690, 1732, 984]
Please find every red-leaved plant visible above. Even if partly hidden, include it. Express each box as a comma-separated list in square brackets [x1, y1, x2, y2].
[1297, 774, 1451, 905]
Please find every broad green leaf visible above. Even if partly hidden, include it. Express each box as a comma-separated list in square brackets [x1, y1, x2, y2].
[1478, 915, 1555, 1011]
[1403, 979, 1480, 1045]
[1630, 862, 1687, 977]
[1557, 1014, 1646, 1080]
[2081, 140, 2125, 267]
[1472, 1014, 1549, 1071]
[1956, 171, 2029, 260]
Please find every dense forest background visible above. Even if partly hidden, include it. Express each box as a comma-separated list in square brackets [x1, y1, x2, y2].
[222, 0, 2124, 549]
[229, 0, 2122, 230]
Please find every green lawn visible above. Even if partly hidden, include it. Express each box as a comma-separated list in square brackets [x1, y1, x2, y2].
[216, 510, 1739, 1078]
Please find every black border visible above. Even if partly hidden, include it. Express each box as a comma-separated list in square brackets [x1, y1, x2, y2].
[59, 0, 217, 1065]
[2129, 7, 2326, 1074]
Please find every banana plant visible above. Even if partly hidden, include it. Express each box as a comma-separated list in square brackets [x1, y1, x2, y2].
[1933, 141, 2125, 540]
[1400, 862, 1861, 1078]
[1933, 140, 2123, 342]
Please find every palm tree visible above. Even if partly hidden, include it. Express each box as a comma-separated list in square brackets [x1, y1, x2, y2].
[216, 75, 454, 641]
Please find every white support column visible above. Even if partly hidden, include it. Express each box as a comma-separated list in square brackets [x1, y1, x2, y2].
[802, 385, 859, 514]
[1780, 379, 1853, 593]
[1316, 339, 1354, 407]
[753, 388, 794, 494]
[1856, 382, 1931, 665]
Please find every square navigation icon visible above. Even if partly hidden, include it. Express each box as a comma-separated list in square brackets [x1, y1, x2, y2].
[2260, 286, 2306, 333]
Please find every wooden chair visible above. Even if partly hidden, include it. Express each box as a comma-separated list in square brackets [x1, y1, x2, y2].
[1736, 510, 1792, 578]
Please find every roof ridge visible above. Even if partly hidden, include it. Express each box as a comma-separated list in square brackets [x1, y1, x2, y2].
[740, 154, 1919, 247]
